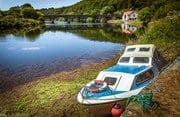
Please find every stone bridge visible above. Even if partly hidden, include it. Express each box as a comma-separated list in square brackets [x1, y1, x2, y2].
[45, 14, 121, 23]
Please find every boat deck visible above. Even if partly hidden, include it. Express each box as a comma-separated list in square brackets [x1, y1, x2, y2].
[105, 65, 148, 74]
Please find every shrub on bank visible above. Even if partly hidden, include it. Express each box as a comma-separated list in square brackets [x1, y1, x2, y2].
[142, 15, 179, 61]
[138, 7, 153, 24]
[145, 15, 178, 41]
[153, 2, 180, 20]
[0, 16, 41, 29]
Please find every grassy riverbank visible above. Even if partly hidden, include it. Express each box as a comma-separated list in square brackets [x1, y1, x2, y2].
[0, 55, 120, 116]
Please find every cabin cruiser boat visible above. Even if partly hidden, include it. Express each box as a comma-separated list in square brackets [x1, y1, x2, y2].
[77, 44, 167, 104]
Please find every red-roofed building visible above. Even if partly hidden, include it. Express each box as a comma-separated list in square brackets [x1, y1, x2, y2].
[122, 10, 137, 21]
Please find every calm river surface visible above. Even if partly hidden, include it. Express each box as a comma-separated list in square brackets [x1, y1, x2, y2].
[0, 23, 136, 92]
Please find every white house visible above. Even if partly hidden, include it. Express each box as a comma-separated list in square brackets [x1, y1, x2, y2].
[122, 10, 137, 21]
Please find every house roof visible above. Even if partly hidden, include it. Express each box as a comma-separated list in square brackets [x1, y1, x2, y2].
[122, 44, 156, 57]
[123, 11, 135, 16]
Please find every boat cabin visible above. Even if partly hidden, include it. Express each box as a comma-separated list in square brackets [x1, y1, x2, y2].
[118, 44, 167, 69]
[118, 44, 155, 66]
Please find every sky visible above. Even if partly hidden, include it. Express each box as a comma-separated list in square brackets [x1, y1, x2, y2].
[0, 0, 80, 10]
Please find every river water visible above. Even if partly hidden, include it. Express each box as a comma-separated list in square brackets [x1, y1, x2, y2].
[0, 22, 137, 92]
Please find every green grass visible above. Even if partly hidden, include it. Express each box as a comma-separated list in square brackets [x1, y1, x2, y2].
[0, 81, 77, 115]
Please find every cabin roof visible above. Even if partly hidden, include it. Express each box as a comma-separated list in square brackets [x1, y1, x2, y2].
[122, 44, 156, 57]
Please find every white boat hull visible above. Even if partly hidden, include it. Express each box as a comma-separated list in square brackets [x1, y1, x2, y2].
[77, 86, 145, 105]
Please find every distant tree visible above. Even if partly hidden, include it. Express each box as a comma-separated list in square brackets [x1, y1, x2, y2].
[91, 9, 100, 15]
[21, 3, 33, 9]
[8, 6, 21, 17]
[138, 7, 153, 23]
[21, 8, 38, 19]
[153, 0, 166, 9]
[37, 11, 45, 22]
[100, 6, 115, 15]
[127, 0, 133, 8]
[0, 10, 4, 17]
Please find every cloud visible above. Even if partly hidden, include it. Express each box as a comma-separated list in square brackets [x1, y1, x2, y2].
[21, 47, 40, 51]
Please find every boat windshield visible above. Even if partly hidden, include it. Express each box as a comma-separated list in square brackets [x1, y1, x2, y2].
[104, 77, 117, 85]
[119, 57, 130, 63]
[133, 57, 149, 63]
[127, 48, 135, 52]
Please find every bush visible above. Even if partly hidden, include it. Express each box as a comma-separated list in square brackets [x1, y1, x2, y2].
[37, 12, 45, 23]
[8, 6, 21, 17]
[21, 8, 38, 19]
[100, 6, 115, 15]
[0, 10, 4, 17]
[0, 16, 40, 29]
[138, 7, 153, 24]
[142, 15, 180, 61]
[113, 11, 122, 16]
[145, 16, 178, 40]
[153, 2, 180, 20]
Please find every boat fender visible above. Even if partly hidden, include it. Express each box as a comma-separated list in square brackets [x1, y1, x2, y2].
[111, 102, 123, 117]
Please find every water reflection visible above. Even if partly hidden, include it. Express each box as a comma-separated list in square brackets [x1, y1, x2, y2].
[121, 23, 137, 34]
[45, 23, 138, 43]
[1, 23, 132, 92]
[0, 23, 138, 43]
[0, 27, 44, 41]
[24, 27, 42, 41]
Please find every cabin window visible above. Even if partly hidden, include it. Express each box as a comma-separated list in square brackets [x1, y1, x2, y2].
[136, 70, 154, 85]
[104, 77, 117, 85]
[139, 47, 150, 52]
[119, 57, 130, 63]
[133, 57, 149, 63]
[127, 48, 135, 52]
